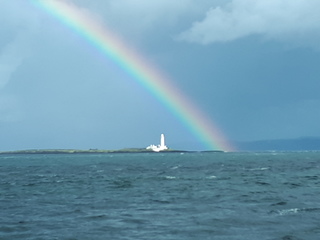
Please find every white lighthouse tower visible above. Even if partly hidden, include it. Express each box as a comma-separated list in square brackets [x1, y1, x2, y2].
[147, 134, 168, 152]
[160, 134, 166, 149]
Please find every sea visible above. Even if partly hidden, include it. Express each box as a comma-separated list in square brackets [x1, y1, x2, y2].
[0, 151, 319, 240]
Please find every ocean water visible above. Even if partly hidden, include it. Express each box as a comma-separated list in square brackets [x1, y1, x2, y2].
[0, 152, 319, 240]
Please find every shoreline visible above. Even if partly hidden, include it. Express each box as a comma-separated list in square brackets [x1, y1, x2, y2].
[0, 149, 224, 155]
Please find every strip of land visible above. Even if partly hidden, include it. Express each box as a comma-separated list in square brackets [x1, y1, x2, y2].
[0, 148, 223, 154]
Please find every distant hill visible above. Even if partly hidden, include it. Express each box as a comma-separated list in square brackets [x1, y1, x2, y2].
[236, 137, 320, 151]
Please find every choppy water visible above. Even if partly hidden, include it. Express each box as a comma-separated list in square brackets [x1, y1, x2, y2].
[1, 152, 320, 240]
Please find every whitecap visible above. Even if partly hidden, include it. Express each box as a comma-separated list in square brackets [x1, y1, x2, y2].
[206, 175, 217, 179]
[278, 208, 300, 215]
[249, 167, 270, 171]
[165, 176, 176, 179]
[171, 165, 180, 170]
[260, 167, 269, 170]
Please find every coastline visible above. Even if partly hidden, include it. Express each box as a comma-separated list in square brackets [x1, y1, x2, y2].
[0, 148, 224, 155]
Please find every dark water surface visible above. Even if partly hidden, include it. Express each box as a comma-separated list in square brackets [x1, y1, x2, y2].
[1, 152, 320, 240]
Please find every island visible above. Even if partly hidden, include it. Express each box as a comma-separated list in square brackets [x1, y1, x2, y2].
[0, 148, 224, 155]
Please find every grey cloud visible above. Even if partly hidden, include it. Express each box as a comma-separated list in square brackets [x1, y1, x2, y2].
[73, 0, 222, 42]
[0, 0, 40, 90]
[177, 0, 320, 47]
[0, 38, 25, 90]
[0, 94, 21, 122]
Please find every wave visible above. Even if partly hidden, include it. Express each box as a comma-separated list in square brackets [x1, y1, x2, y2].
[272, 207, 320, 216]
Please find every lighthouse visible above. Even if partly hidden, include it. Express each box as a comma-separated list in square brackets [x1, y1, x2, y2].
[146, 134, 168, 152]
[160, 134, 165, 149]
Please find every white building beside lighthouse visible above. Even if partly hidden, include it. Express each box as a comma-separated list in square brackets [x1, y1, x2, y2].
[146, 134, 168, 152]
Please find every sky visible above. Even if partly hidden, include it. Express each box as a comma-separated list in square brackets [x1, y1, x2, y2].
[1, 0, 320, 151]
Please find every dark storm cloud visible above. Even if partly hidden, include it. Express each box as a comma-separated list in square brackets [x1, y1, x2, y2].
[1, 0, 320, 151]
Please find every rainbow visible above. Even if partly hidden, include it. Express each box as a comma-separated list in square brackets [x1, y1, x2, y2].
[31, 0, 235, 151]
